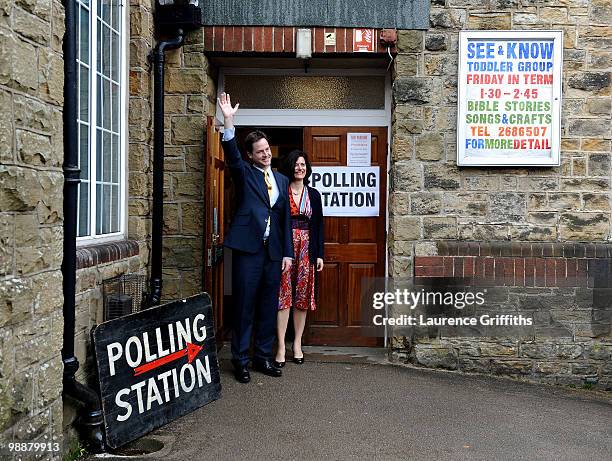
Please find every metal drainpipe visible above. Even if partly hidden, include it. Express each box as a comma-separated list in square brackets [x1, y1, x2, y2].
[148, 30, 185, 306]
[61, 0, 105, 452]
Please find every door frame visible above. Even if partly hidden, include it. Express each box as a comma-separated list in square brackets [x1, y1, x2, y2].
[213, 66, 393, 346]
[204, 117, 228, 344]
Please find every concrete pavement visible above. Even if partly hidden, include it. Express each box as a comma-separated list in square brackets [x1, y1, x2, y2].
[95, 347, 611, 461]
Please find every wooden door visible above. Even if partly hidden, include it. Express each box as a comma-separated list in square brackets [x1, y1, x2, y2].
[204, 117, 226, 342]
[303, 127, 387, 346]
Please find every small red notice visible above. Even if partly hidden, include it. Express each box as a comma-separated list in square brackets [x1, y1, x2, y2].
[353, 28, 375, 52]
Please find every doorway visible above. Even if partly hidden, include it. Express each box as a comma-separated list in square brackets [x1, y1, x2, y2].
[206, 123, 387, 347]
[206, 65, 391, 348]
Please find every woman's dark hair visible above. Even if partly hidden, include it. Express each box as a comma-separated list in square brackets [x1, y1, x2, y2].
[281, 149, 312, 184]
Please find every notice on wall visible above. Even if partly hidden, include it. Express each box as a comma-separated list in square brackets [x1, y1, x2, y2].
[311, 166, 379, 217]
[353, 28, 375, 52]
[347, 132, 372, 166]
[457, 30, 563, 166]
[93, 294, 221, 449]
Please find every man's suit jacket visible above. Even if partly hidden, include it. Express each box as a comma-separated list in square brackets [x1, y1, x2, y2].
[222, 136, 293, 261]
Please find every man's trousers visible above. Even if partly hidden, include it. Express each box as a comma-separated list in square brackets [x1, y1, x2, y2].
[230, 243, 282, 366]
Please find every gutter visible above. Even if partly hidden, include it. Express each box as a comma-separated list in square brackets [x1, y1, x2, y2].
[61, 0, 105, 452]
[148, 30, 185, 306]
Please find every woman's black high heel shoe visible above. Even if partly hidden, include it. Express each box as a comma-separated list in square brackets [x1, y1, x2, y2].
[273, 360, 286, 368]
[292, 356, 304, 365]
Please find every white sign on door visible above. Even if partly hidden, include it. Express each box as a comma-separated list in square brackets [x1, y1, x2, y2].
[347, 132, 372, 166]
[310, 166, 379, 217]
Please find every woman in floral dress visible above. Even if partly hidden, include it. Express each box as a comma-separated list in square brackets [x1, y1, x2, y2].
[275, 150, 324, 366]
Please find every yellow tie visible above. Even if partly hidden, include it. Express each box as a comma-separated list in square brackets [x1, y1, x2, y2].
[264, 171, 272, 234]
[264, 170, 273, 203]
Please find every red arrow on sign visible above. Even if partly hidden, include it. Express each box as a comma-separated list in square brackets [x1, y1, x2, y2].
[133, 342, 203, 377]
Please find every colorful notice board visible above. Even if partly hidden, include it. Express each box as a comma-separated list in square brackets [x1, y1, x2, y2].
[457, 31, 563, 166]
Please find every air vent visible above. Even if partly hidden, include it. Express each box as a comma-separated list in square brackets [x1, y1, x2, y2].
[102, 273, 147, 321]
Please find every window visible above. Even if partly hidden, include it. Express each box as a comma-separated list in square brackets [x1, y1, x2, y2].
[77, 0, 126, 241]
[223, 75, 386, 110]
[218, 69, 391, 128]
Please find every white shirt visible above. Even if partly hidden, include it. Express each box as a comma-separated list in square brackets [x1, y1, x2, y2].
[223, 127, 278, 239]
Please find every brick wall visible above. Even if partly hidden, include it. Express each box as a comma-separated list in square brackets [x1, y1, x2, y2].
[202, 26, 390, 54]
[415, 241, 612, 287]
[396, 244, 612, 386]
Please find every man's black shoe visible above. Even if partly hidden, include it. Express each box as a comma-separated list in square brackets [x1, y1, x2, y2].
[252, 360, 282, 377]
[233, 363, 250, 383]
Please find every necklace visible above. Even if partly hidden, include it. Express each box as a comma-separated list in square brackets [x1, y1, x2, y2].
[291, 186, 303, 196]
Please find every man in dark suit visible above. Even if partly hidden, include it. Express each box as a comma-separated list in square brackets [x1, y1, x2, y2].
[218, 92, 293, 383]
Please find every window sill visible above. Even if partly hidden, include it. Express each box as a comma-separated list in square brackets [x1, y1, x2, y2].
[76, 239, 140, 270]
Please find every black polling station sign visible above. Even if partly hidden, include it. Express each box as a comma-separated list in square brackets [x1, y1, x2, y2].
[92, 293, 221, 448]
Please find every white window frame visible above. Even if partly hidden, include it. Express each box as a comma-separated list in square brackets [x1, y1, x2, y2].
[76, 0, 128, 246]
[216, 68, 392, 127]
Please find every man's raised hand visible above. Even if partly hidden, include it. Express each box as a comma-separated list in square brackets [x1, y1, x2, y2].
[217, 92, 239, 120]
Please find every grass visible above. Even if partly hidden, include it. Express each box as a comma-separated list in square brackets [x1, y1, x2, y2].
[63, 439, 87, 461]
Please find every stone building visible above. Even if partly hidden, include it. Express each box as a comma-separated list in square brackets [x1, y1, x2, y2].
[0, 0, 610, 456]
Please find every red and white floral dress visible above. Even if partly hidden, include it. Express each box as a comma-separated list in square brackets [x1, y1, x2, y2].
[278, 186, 316, 311]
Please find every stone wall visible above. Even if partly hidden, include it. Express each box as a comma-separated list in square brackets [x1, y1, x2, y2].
[161, 28, 215, 302]
[390, 0, 611, 276]
[127, 4, 214, 303]
[65, 5, 215, 356]
[127, 0, 155, 255]
[61, 0, 215, 441]
[0, 0, 66, 455]
[63, 0, 217, 439]
[63, 245, 143, 436]
[1, 0, 609, 455]
[72, 243, 143, 383]
[389, 0, 612, 387]
[59, 0, 156, 446]
[61, 0, 215, 447]
[69, 0, 218, 357]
